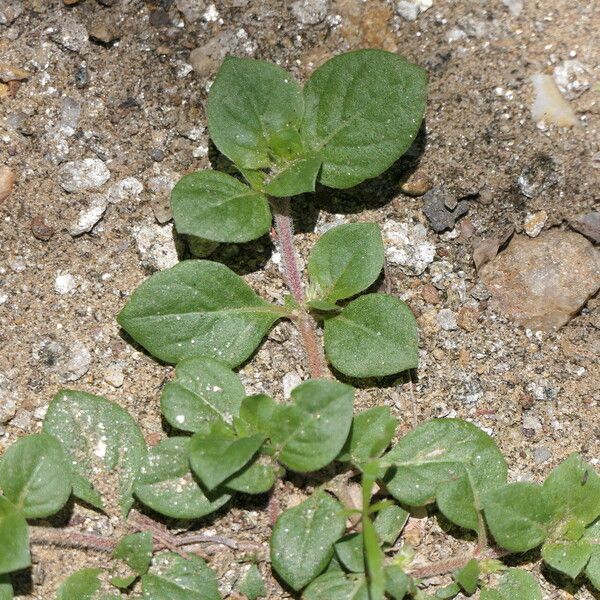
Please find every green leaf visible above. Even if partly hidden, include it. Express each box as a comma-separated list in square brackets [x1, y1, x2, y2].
[113, 532, 153, 576]
[271, 491, 345, 591]
[335, 533, 364, 573]
[134, 437, 230, 519]
[160, 357, 246, 434]
[542, 540, 593, 579]
[384, 565, 409, 599]
[0, 432, 72, 518]
[236, 565, 266, 600]
[435, 583, 460, 599]
[0, 575, 12, 600]
[303, 571, 368, 600]
[307, 300, 340, 313]
[374, 504, 409, 546]
[207, 56, 304, 169]
[234, 394, 277, 437]
[307, 223, 384, 303]
[223, 455, 277, 494]
[171, 170, 271, 243]
[264, 154, 322, 197]
[363, 513, 385, 600]
[141, 552, 220, 600]
[454, 559, 479, 594]
[57, 568, 103, 600]
[324, 294, 418, 378]
[43, 390, 146, 516]
[269, 379, 354, 472]
[584, 519, 600, 589]
[385, 419, 507, 532]
[0, 497, 29, 575]
[302, 49, 427, 189]
[483, 483, 552, 552]
[189, 427, 266, 490]
[480, 568, 542, 600]
[117, 260, 282, 367]
[338, 406, 396, 464]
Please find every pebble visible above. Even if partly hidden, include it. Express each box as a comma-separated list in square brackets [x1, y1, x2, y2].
[104, 363, 125, 388]
[395, 0, 432, 21]
[134, 223, 179, 271]
[0, 375, 17, 424]
[291, 0, 328, 24]
[420, 283, 440, 304]
[11, 410, 32, 430]
[553, 60, 590, 100]
[531, 73, 577, 128]
[190, 32, 237, 78]
[88, 20, 118, 44]
[0, 63, 29, 82]
[32, 339, 91, 382]
[31, 217, 54, 241]
[524, 210, 547, 238]
[401, 171, 433, 196]
[423, 186, 469, 233]
[282, 372, 302, 399]
[480, 230, 600, 331]
[49, 16, 89, 53]
[0, 1, 23, 25]
[147, 172, 178, 223]
[533, 447, 552, 464]
[569, 212, 600, 244]
[517, 155, 559, 199]
[383, 221, 436, 275]
[502, 0, 523, 16]
[107, 177, 143, 204]
[70, 196, 108, 236]
[176, 0, 204, 22]
[54, 273, 77, 294]
[0, 292, 7, 305]
[0, 166, 16, 202]
[436, 308, 458, 331]
[58, 159, 110, 192]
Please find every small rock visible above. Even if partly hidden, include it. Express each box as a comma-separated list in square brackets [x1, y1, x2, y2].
[502, 0, 523, 16]
[383, 221, 436, 276]
[107, 177, 143, 204]
[553, 60, 590, 100]
[282, 372, 302, 399]
[457, 306, 479, 332]
[150, 195, 173, 224]
[58, 158, 110, 192]
[0, 375, 17, 424]
[480, 231, 600, 331]
[291, 0, 328, 24]
[60, 97, 82, 130]
[446, 28, 467, 43]
[10, 256, 26, 272]
[531, 73, 577, 128]
[149, 8, 172, 27]
[11, 410, 32, 430]
[401, 172, 432, 196]
[190, 32, 237, 78]
[533, 447, 552, 464]
[0, 1, 23, 25]
[70, 196, 108, 236]
[32, 339, 91, 382]
[470, 282, 491, 301]
[147, 172, 178, 222]
[0, 292, 8, 305]
[134, 223, 179, 271]
[423, 186, 469, 233]
[524, 210, 548, 238]
[517, 155, 559, 198]
[420, 283, 440, 305]
[203, 3, 219, 21]
[88, 21, 118, 44]
[54, 273, 77, 294]
[0, 63, 29, 82]
[74, 65, 90, 88]
[150, 148, 166, 162]
[569, 212, 600, 244]
[50, 16, 89, 53]
[176, 0, 204, 22]
[0, 166, 16, 202]
[395, 0, 432, 21]
[522, 414, 542, 433]
[437, 308, 458, 331]
[31, 216, 54, 241]
[104, 363, 124, 388]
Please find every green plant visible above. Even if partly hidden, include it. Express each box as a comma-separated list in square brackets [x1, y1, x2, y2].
[0, 49, 598, 600]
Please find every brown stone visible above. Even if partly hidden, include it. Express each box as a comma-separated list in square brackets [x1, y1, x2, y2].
[0, 63, 29, 82]
[480, 230, 600, 331]
[31, 217, 54, 241]
[0, 166, 15, 202]
[401, 171, 433, 197]
[457, 306, 479, 332]
[420, 283, 441, 305]
[569, 212, 600, 244]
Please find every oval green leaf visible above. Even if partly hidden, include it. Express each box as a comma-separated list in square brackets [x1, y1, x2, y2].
[42, 390, 146, 516]
[480, 568, 542, 600]
[271, 491, 346, 591]
[324, 293, 418, 378]
[0, 433, 71, 519]
[171, 170, 271, 243]
[384, 419, 507, 532]
[0, 497, 29, 575]
[264, 154, 322, 197]
[307, 223, 384, 303]
[269, 379, 354, 472]
[542, 540, 593, 579]
[113, 532, 153, 577]
[236, 564, 266, 600]
[302, 49, 427, 189]
[134, 437, 230, 519]
[117, 260, 282, 367]
[334, 533, 364, 573]
[584, 519, 600, 590]
[57, 568, 103, 600]
[223, 455, 277, 495]
[303, 571, 368, 600]
[160, 357, 246, 434]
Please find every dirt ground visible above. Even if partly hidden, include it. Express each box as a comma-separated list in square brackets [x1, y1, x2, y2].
[1, 0, 599, 598]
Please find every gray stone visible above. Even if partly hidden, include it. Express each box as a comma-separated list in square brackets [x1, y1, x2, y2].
[396, 0, 432, 21]
[533, 447, 552, 464]
[104, 363, 125, 388]
[291, 0, 329, 24]
[553, 60, 590, 100]
[58, 159, 110, 192]
[0, 1, 23, 25]
[134, 223, 179, 271]
[70, 196, 108, 236]
[423, 186, 469, 232]
[517, 155, 559, 199]
[569, 212, 600, 244]
[0, 374, 17, 424]
[32, 339, 92, 382]
[49, 16, 89, 53]
[436, 308, 458, 331]
[383, 221, 435, 276]
[190, 32, 237, 78]
[176, 0, 206, 22]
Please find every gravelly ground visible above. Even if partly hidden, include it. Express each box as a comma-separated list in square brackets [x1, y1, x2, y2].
[0, 0, 599, 598]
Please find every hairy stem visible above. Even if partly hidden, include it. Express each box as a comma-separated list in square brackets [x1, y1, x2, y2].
[270, 197, 329, 379]
[406, 547, 509, 579]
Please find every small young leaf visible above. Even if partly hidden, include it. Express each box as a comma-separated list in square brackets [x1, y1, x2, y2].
[160, 357, 246, 434]
[335, 533, 364, 573]
[189, 428, 266, 490]
[385, 419, 507, 532]
[584, 519, 600, 590]
[117, 260, 282, 367]
[307, 223, 384, 303]
[374, 504, 409, 546]
[384, 565, 409, 599]
[269, 379, 354, 472]
[338, 406, 396, 464]
[113, 532, 153, 577]
[271, 491, 345, 591]
[435, 583, 460, 599]
[207, 56, 303, 169]
[0, 497, 30, 575]
[234, 394, 277, 437]
[171, 170, 272, 243]
[454, 559, 479, 594]
[324, 293, 418, 378]
[134, 437, 230, 519]
[236, 564, 266, 600]
[542, 540, 593, 579]
[302, 571, 368, 600]
[302, 49, 427, 189]
[479, 568, 542, 600]
[141, 552, 220, 600]
[43, 390, 146, 516]
[0, 575, 12, 600]
[483, 483, 554, 552]
[223, 455, 277, 494]
[57, 568, 103, 600]
[0, 432, 71, 518]
[307, 299, 340, 313]
[264, 154, 322, 197]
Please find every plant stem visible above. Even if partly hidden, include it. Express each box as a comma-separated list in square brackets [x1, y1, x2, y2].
[270, 197, 329, 379]
[406, 547, 509, 579]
